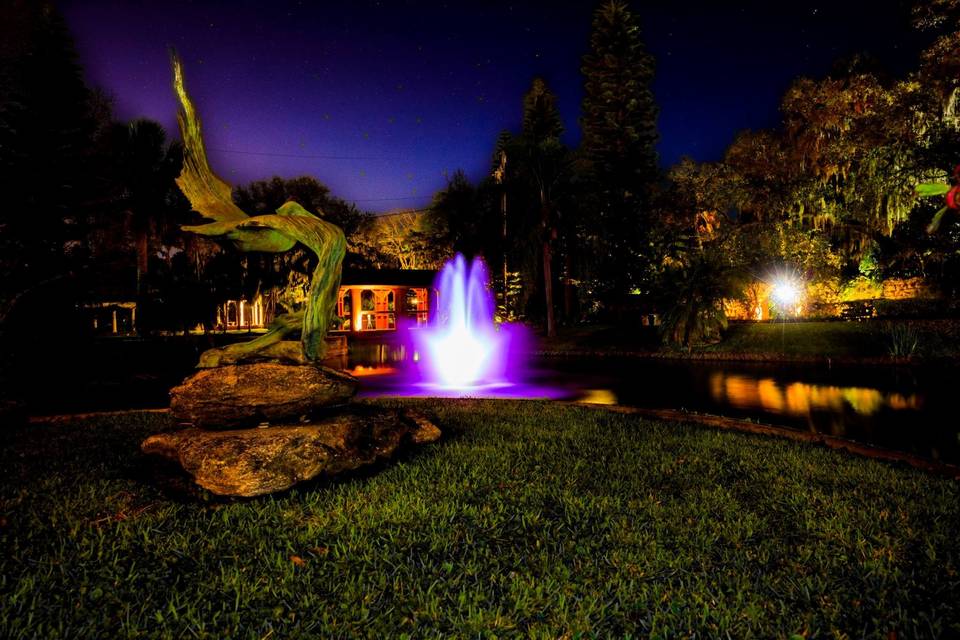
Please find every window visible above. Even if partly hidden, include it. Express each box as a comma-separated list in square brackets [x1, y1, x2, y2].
[334, 289, 352, 331]
[361, 289, 375, 311]
[338, 289, 352, 316]
[405, 289, 421, 312]
[373, 289, 394, 312]
[406, 288, 429, 326]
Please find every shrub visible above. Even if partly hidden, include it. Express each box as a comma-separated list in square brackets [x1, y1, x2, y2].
[881, 321, 922, 358]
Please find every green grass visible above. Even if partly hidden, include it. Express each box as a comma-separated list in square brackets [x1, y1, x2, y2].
[708, 320, 960, 359]
[2, 400, 959, 638]
[541, 320, 960, 360]
[701, 322, 884, 358]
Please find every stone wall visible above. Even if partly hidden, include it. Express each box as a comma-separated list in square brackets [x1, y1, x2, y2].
[881, 277, 937, 301]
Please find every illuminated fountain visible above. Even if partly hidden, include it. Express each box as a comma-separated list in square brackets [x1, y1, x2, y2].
[410, 254, 527, 393]
[355, 253, 562, 399]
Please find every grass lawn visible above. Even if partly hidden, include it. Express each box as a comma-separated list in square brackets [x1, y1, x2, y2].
[700, 322, 885, 358]
[540, 320, 960, 361]
[2, 400, 959, 638]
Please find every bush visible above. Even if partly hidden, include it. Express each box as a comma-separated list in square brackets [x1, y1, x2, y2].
[881, 321, 922, 358]
[658, 245, 745, 348]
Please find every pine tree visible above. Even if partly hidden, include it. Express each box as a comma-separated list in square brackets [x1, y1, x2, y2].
[0, 0, 100, 323]
[580, 0, 659, 302]
[581, 0, 658, 191]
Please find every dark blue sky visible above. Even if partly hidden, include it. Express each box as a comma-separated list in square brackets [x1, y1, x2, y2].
[62, 0, 926, 213]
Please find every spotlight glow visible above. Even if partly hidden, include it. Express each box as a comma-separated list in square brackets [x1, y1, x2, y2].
[772, 279, 800, 306]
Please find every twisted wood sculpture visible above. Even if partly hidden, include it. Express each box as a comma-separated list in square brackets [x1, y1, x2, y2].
[171, 52, 345, 367]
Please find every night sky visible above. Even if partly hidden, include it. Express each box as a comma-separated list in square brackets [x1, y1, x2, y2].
[62, 0, 926, 213]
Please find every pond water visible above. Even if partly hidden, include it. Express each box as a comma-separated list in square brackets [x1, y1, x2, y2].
[346, 343, 960, 466]
[20, 335, 959, 467]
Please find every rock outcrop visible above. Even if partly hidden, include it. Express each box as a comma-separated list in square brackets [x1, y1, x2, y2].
[142, 409, 441, 497]
[170, 363, 358, 429]
[145, 349, 441, 497]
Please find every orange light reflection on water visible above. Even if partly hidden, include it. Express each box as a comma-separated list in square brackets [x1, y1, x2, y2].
[710, 373, 921, 417]
[579, 389, 618, 405]
[348, 365, 398, 377]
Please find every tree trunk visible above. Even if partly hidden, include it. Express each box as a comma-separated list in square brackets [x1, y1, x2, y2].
[543, 237, 555, 337]
[136, 228, 149, 291]
[539, 182, 556, 337]
[135, 227, 148, 335]
[541, 200, 556, 338]
[564, 251, 574, 321]
[501, 190, 508, 315]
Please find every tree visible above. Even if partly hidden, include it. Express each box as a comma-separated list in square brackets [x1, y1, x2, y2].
[658, 233, 747, 348]
[358, 209, 449, 270]
[233, 175, 367, 241]
[914, 0, 960, 103]
[486, 132, 542, 321]
[581, 0, 658, 189]
[107, 119, 183, 315]
[0, 0, 101, 326]
[580, 0, 660, 302]
[517, 78, 568, 337]
[427, 169, 486, 260]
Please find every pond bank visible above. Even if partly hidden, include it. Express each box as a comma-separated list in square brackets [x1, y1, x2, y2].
[535, 319, 960, 366]
[24, 399, 960, 480]
[536, 348, 921, 366]
[568, 402, 960, 480]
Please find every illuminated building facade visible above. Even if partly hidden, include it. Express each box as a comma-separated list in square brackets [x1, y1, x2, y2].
[217, 269, 438, 335]
[332, 269, 438, 334]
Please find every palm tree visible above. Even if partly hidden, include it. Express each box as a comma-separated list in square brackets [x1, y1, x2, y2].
[659, 237, 747, 348]
[519, 78, 568, 337]
[111, 119, 182, 331]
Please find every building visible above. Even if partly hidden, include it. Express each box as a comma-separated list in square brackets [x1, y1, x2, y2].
[88, 300, 138, 335]
[214, 296, 269, 332]
[215, 269, 438, 335]
[79, 267, 139, 335]
[332, 269, 438, 333]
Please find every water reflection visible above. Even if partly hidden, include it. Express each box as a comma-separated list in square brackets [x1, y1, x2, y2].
[348, 365, 397, 377]
[350, 346, 958, 464]
[709, 372, 921, 417]
[579, 389, 618, 405]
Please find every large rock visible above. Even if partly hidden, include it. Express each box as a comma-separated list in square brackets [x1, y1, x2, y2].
[170, 363, 358, 428]
[141, 409, 441, 496]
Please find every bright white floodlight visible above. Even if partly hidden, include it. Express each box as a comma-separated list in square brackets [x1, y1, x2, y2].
[772, 279, 800, 306]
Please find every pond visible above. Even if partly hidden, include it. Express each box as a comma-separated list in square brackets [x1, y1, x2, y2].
[19, 336, 960, 467]
[347, 343, 960, 467]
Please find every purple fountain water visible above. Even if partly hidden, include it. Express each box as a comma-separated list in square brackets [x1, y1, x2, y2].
[412, 254, 521, 391]
[355, 253, 565, 399]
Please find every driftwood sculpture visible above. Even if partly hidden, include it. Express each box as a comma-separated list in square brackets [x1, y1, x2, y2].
[171, 53, 346, 367]
[139, 55, 444, 499]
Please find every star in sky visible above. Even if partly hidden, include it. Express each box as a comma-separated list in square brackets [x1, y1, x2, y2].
[61, 0, 925, 213]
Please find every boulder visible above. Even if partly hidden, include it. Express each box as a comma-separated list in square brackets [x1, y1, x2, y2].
[170, 362, 358, 428]
[141, 409, 441, 496]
